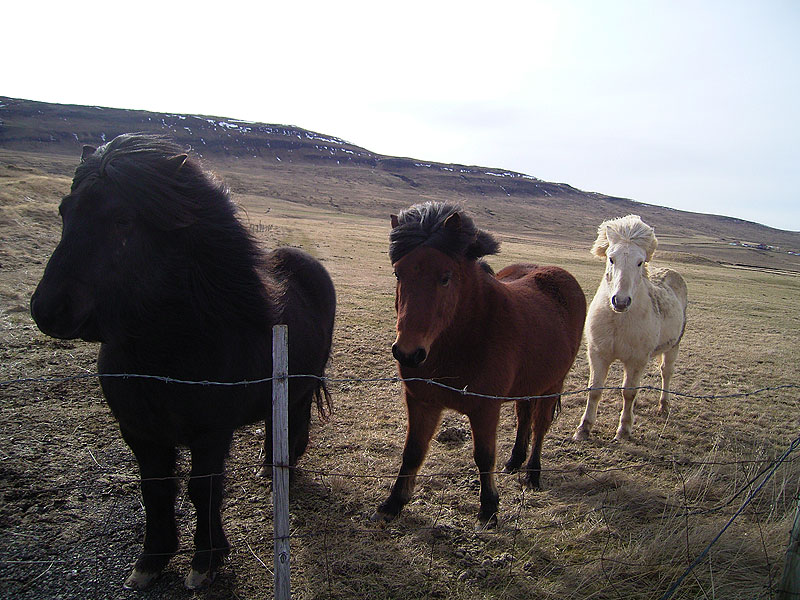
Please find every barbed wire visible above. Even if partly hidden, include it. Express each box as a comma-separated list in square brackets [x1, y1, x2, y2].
[2, 370, 799, 403]
[2, 371, 798, 597]
[659, 434, 800, 600]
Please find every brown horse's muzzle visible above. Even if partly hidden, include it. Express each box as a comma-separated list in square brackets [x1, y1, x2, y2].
[392, 342, 428, 368]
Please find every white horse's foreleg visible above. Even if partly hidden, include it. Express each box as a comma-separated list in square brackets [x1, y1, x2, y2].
[616, 362, 645, 441]
[573, 353, 610, 441]
[658, 345, 680, 416]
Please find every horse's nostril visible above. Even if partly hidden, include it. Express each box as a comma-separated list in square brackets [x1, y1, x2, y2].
[392, 344, 427, 368]
[611, 295, 631, 310]
[412, 348, 427, 366]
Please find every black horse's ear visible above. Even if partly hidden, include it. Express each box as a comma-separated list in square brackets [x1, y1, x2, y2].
[165, 154, 188, 175]
[81, 145, 97, 163]
[391, 214, 399, 229]
[444, 211, 461, 231]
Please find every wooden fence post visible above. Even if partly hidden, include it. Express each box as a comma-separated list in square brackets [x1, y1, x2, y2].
[779, 495, 800, 600]
[272, 324, 291, 600]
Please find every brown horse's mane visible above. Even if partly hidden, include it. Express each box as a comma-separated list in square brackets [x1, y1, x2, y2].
[389, 202, 500, 264]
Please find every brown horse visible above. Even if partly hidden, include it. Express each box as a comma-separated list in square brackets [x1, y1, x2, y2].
[374, 202, 586, 528]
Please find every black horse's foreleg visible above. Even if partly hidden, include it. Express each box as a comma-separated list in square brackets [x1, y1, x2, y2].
[185, 433, 233, 589]
[373, 399, 442, 522]
[120, 432, 178, 590]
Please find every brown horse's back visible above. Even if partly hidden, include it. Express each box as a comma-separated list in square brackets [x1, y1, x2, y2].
[496, 263, 587, 364]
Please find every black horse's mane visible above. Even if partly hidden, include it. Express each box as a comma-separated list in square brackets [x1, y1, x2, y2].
[389, 202, 500, 264]
[74, 133, 232, 230]
[75, 133, 278, 331]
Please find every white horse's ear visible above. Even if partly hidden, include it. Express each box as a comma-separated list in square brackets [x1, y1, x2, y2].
[590, 224, 609, 258]
[645, 236, 658, 262]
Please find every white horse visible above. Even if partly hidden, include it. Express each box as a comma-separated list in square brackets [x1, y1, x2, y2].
[574, 215, 688, 441]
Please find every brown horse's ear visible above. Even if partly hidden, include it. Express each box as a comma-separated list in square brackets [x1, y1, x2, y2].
[444, 211, 461, 231]
[81, 145, 97, 163]
[165, 154, 188, 176]
[391, 214, 399, 229]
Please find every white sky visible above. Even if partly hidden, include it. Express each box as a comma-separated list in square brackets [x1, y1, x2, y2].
[5, 0, 799, 230]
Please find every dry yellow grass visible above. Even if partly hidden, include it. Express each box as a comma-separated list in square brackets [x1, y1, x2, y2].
[1, 151, 798, 599]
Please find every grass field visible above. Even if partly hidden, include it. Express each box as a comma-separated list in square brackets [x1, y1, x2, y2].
[1, 150, 799, 599]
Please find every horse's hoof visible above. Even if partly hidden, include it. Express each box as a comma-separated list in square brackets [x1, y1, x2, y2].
[370, 510, 394, 525]
[503, 461, 521, 474]
[522, 478, 542, 491]
[475, 513, 498, 531]
[184, 568, 216, 590]
[123, 567, 160, 590]
[657, 405, 669, 417]
[573, 427, 590, 442]
[613, 431, 632, 442]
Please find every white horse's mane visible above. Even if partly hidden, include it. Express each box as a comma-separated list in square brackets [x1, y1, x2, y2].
[590, 214, 658, 262]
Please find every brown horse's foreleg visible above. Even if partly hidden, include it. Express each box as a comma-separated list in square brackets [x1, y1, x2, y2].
[574, 352, 610, 441]
[373, 398, 442, 523]
[524, 393, 559, 489]
[504, 400, 533, 472]
[616, 362, 645, 441]
[468, 406, 501, 528]
[658, 345, 680, 416]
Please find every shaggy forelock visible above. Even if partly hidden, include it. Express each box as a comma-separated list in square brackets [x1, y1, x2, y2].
[389, 202, 500, 264]
[591, 214, 658, 261]
[72, 133, 229, 230]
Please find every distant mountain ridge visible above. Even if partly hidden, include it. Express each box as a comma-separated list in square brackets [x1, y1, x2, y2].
[0, 95, 578, 197]
[2, 95, 798, 270]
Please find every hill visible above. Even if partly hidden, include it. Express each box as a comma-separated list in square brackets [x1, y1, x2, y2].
[2, 95, 798, 271]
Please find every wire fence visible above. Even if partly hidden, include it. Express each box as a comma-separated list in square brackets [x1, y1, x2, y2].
[1, 370, 799, 599]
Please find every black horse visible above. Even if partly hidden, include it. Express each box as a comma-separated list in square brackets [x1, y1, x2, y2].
[30, 134, 336, 590]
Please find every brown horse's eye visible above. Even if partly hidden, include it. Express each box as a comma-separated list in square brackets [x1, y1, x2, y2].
[440, 272, 452, 287]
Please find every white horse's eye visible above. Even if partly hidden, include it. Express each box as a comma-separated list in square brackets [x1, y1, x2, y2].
[609, 258, 614, 265]
[637, 261, 643, 267]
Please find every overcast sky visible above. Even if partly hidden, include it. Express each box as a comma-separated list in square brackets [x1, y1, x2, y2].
[5, 0, 799, 231]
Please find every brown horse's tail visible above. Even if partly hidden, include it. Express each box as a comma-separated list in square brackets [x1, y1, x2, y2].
[314, 379, 333, 422]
